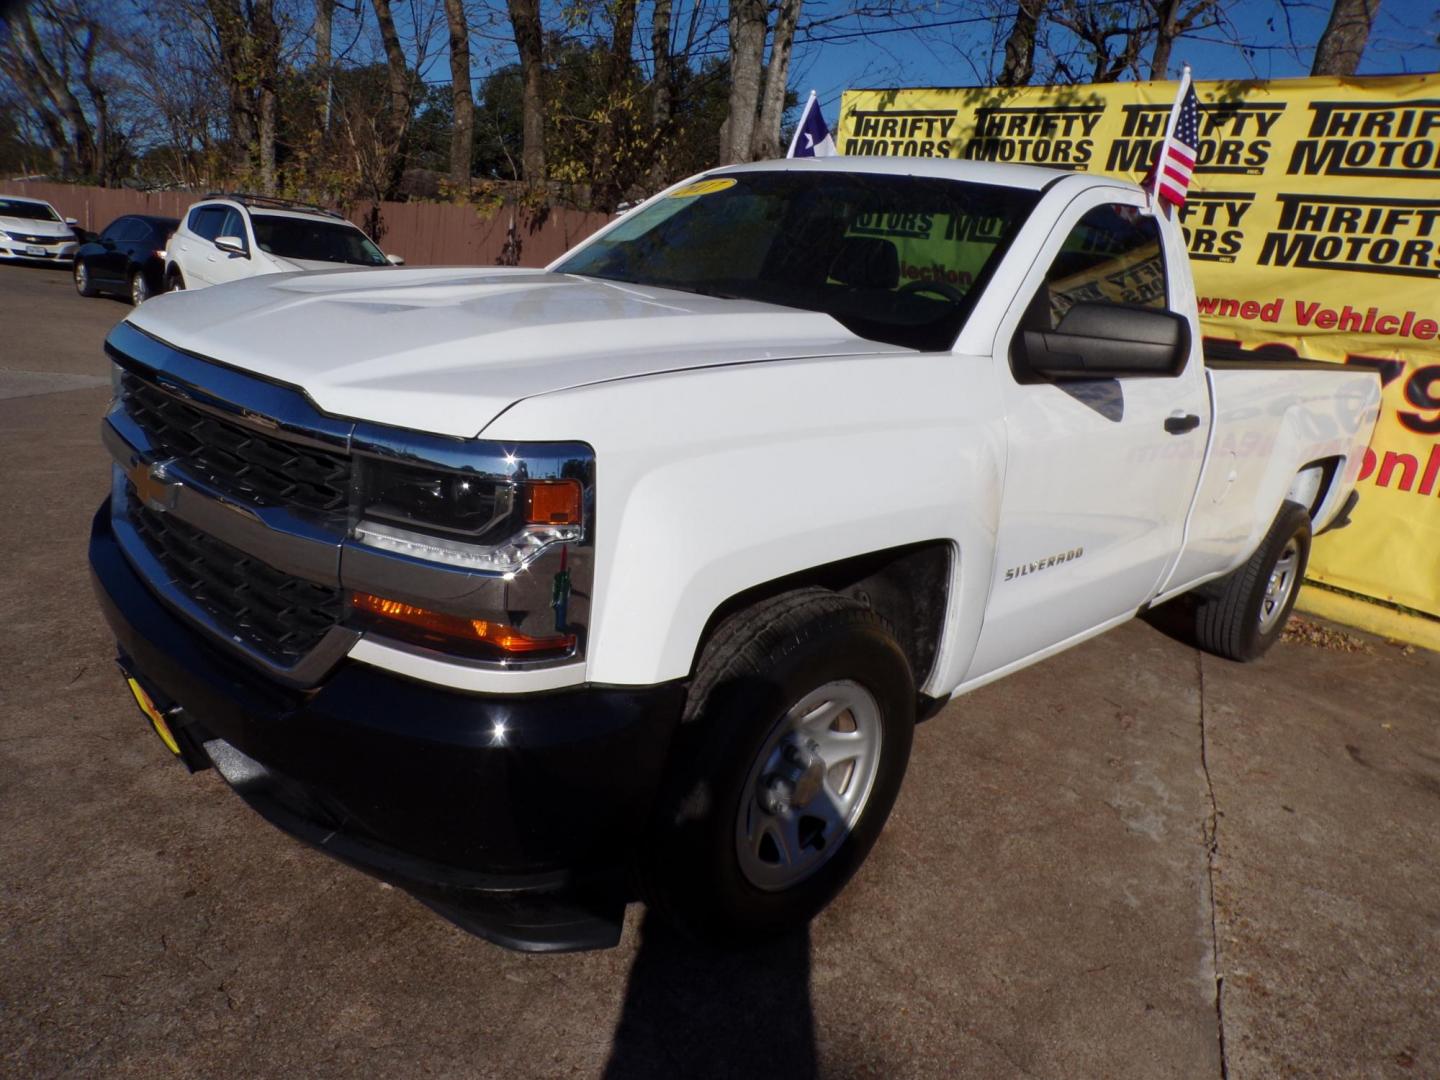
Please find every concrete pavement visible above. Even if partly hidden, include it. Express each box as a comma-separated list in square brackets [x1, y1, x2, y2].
[1, 262, 1435, 1078]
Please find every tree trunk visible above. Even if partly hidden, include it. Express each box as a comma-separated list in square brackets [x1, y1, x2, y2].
[506, 0, 547, 185]
[721, 0, 767, 164]
[1147, 0, 1181, 79]
[1311, 0, 1380, 75]
[254, 0, 279, 193]
[259, 86, 277, 193]
[206, 0, 257, 175]
[16, 10, 96, 178]
[371, 0, 413, 196]
[752, 0, 801, 159]
[998, 0, 1044, 86]
[443, 0, 474, 188]
[592, 0, 638, 209]
[648, 0, 673, 187]
[315, 0, 335, 132]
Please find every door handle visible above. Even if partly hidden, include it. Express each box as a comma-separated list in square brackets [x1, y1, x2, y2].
[1164, 412, 1201, 435]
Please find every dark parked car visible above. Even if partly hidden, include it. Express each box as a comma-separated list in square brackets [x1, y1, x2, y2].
[74, 214, 179, 305]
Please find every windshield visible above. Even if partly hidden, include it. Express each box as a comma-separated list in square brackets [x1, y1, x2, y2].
[554, 170, 1040, 350]
[251, 214, 388, 266]
[0, 199, 62, 222]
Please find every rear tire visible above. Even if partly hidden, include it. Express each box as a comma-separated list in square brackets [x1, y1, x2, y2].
[640, 588, 915, 945]
[1193, 500, 1311, 662]
[74, 261, 97, 297]
[164, 267, 184, 292]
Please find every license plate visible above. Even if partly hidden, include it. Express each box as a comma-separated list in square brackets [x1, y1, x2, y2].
[127, 676, 180, 755]
[24, 245, 46, 256]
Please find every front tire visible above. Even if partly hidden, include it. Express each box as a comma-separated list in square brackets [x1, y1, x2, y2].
[640, 589, 915, 945]
[1194, 500, 1311, 662]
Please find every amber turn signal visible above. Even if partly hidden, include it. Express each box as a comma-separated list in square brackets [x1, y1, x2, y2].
[352, 592, 576, 655]
[525, 480, 582, 526]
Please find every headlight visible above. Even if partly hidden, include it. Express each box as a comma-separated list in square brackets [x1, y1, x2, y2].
[346, 432, 594, 664]
[352, 455, 584, 575]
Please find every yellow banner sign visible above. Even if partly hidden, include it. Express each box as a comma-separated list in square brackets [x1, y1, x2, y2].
[839, 75, 1440, 619]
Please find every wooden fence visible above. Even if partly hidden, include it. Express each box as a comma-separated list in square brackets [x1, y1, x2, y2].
[0, 181, 611, 268]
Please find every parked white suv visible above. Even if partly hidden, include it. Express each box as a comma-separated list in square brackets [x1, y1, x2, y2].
[0, 195, 80, 264]
[164, 193, 400, 292]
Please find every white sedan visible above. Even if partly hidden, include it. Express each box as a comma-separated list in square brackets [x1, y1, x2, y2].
[0, 195, 81, 264]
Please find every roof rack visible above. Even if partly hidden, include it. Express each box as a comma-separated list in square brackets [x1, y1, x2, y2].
[200, 192, 344, 219]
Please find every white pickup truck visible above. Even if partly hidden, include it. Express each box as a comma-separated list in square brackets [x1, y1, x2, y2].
[91, 158, 1380, 952]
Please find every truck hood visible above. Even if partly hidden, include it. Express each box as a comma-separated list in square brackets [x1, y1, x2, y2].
[127, 266, 907, 437]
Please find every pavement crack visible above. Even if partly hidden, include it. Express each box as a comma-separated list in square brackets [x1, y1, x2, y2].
[1197, 650, 1229, 1080]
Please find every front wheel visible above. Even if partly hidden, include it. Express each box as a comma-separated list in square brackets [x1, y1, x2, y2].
[1193, 500, 1312, 661]
[640, 589, 915, 945]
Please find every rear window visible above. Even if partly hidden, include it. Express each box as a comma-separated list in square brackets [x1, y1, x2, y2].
[250, 214, 388, 266]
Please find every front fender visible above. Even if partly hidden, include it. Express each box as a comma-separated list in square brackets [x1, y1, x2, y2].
[482, 352, 1006, 689]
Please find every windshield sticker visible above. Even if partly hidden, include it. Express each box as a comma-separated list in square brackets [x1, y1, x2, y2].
[667, 177, 738, 199]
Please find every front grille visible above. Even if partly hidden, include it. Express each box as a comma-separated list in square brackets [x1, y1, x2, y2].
[9, 232, 62, 245]
[122, 373, 350, 515]
[129, 496, 344, 666]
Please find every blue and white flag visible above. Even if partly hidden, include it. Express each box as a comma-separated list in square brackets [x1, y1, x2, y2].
[787, 91, 837, 158]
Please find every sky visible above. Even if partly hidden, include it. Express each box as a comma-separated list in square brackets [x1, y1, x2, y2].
[375, 0, 1440, 121]
[786, 1, 1440, 118]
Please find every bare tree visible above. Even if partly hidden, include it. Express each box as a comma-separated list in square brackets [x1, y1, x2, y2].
[591, 0, 638, 208]
[720, 0, 767, 163]
[505, 0, 547, 184]
[998, 0, 1046, 86]
[11, 6, 97, 177]
[1312, 0, 1381, 75]
[315, 0, 335, 132]
[443, 0, 473, 187]
[1147, 0, 1223, 79]
[372, 0, 413, 178]
[751, 0, 801, 159]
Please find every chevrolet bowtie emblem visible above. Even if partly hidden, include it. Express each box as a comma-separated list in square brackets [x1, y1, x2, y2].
[127, 457, 181, 511]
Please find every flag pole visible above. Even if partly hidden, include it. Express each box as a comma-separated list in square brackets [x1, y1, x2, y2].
[787, 90, 818, 159]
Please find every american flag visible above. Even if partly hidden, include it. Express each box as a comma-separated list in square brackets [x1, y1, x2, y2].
[1148, 68, 1200, 208]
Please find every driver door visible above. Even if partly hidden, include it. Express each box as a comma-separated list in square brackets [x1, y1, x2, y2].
[965, 189, 1210, 681]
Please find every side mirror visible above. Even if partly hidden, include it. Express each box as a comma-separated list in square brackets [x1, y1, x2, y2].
[65, 216, 78, 225]
[386, 253, 405, 266]
[1016, 302, 1190, 380]
[215, 235, 248, 257]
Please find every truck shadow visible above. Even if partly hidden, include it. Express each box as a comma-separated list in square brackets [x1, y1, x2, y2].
[602, 910, 818, 1079]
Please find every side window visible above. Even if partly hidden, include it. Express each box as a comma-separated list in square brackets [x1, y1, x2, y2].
[189, 207, 225, 241]
[1029, 204, 1168, 331]
[100, 217, 132, 241]
[218, 208, 247, 248]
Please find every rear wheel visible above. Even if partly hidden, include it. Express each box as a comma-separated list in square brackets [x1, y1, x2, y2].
[640, 589, 915, 945]
[130, 270, 151, 306]
[1193, 500, 1311, 661]
[74, 260, 97, 297]
[164, 267, 184, 292]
